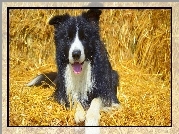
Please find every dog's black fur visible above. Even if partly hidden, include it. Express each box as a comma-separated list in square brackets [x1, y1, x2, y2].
[28, 9, 119, 110]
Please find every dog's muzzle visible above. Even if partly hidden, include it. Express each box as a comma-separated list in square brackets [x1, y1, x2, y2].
[72, 50, 81, 61]
[71, 50, 84, 74]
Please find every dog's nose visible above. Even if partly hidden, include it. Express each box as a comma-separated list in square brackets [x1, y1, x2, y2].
[72, 50, 81, 60]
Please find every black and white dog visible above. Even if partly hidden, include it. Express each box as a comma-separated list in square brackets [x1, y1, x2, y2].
[27, 9, 120, 126]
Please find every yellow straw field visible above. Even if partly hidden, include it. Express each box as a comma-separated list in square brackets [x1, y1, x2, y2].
[9, 9, 171, 126]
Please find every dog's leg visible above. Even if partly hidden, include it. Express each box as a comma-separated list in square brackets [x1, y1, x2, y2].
[27, 72, 57, 87]
[85, 127, 100, 134]
[85, 98, 102, 126]
[74, 102, 86, 124]
[85, 98, 101, 134]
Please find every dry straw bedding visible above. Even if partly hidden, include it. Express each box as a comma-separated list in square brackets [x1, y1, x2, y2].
[9, 9, 171, 126]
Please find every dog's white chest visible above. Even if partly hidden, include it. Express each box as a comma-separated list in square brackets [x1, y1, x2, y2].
[64, 61, 93, 102]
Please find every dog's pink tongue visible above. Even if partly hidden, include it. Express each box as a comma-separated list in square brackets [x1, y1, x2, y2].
[72, 62, 82, 74]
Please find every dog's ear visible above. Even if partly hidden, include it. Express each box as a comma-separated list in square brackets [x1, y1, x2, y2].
[49, 14, 70, 26]
[82, 9, 102, 24]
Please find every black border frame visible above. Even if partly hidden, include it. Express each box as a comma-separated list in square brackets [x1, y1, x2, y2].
[7, 6, 172, 128]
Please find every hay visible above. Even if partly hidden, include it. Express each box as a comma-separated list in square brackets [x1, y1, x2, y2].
[9, 9, 171, 126]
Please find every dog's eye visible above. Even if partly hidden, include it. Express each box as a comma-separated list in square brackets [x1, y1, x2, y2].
[83, 35, 87, 40]
[79, 34, 87, 41]
[78, 29, 88, 41]
[65, 33, 73, 40]
[66, 36, 70, 40]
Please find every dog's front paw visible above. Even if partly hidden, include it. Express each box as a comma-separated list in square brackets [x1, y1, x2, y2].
[85, 98, 101, 126]
[85, 109, 100, 126]
[74, 102, 86, 124]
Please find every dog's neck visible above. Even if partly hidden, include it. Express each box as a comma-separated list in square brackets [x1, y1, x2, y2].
[64, 61, 93, 103]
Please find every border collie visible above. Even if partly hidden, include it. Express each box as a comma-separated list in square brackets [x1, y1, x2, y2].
[27, 9, 120, 126]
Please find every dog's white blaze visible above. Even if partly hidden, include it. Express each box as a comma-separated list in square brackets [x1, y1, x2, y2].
[65, 61, 92, 102]
[69, 29, 85, 64]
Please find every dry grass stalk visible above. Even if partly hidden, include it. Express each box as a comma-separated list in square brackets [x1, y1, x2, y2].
[9, 9, 171, 126]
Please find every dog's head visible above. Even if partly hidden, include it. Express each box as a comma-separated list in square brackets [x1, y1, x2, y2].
[49, 9, 102, 74]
